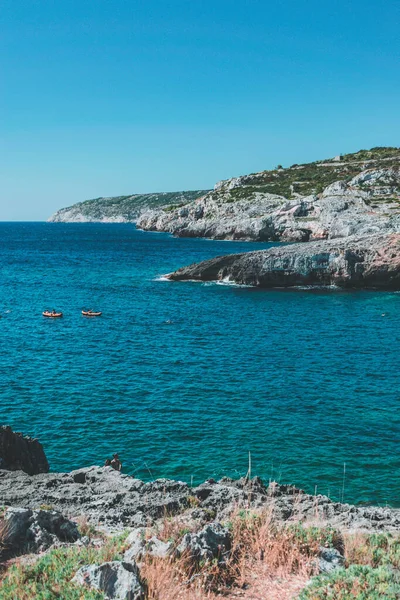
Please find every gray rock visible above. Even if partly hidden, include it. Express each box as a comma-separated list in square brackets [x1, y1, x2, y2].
[0, 426, 49, 475]
[137, 163, 400, 242]
[177, 522, 232, 561]
[318, 546, 345, 573]
[166, 233, 400, 290]
[72, 561, 145, 600]
[3, 507, 32, 547]
[123, 529, 173, 563]
[1, 470, 400, 534]
[2, 506, 80, 555]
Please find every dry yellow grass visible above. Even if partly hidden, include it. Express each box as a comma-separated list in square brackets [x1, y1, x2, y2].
[141, 508, 319, 600]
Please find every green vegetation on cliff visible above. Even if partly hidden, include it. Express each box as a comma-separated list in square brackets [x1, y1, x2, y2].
[221, 146, 400, 202]
[48, 190, 209, 222]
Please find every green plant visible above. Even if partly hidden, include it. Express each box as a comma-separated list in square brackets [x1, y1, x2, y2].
[299, 564, 400, 599]
[38, 504, 54, 511]
[186, 495, 200, 508]
[0, 532, 130, 600]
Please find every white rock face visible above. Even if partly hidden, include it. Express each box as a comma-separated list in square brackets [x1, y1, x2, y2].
[50, 209, 127, 223]
[137, 166, 400, 242]
[73, 561, 145, 600]
[123, 528, 173, 564]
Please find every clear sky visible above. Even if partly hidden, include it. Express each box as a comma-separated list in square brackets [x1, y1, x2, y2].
[1, 0, 399, 220]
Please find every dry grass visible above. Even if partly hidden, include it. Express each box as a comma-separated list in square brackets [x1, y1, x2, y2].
[141, 508, 322, 600]
[154, 514, 195, 544]
[75, 515, 106, 541]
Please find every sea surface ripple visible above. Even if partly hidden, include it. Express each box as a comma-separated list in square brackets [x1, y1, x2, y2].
[1, 222, 399, 506]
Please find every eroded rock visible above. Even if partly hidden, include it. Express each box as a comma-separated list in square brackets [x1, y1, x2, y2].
[72, 560, 145, 600]
[177, 522, 232, 562]
[123, 528, 173, 563]
[2, 506, 80, 556]
[166, 233, 400, 290]
[1, 470, 400, 534]
[318, 546, 345, 573]
[0, 426, 49, 475]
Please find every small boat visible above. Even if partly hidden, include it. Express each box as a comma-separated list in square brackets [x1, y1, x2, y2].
[43, 311, 63, 318]
[82, 310, 102, 317]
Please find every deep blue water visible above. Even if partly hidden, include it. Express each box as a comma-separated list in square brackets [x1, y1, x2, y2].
[1, 222, 400, 506]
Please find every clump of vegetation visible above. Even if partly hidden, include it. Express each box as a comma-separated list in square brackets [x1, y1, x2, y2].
[0, 532, 129, 600]
[38, 504, 54, 511]
[299, 564, 400, 600]
[218, 147, 400, 202]
[3, 511, 400, 600]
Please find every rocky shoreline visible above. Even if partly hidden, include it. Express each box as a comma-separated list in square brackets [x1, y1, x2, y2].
[2, 429, 400, 598]
[166, 232, 400, 290]
[2, 466, 400, 535]
[1, 427, 399, 535]
[137, 151, 400, 243]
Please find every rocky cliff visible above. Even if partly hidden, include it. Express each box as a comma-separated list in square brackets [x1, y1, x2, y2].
[166, 233, 400, 290]
[1, 467, 400, 534]
[137, 148, 400, 242]
[0, 425, 49, 475]
[48, 190, 210, 223]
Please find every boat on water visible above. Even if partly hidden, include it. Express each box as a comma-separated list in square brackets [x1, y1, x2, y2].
[82, 310, 102, 317]
[43, 310, 63, 318]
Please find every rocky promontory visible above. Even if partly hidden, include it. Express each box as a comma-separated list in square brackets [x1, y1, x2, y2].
[166, 233, 400, 290]
[48, 190, 209, 223]
[137, 148, 400, 242]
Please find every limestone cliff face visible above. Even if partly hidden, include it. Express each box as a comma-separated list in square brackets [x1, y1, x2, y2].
[0, 426, 49, 475]
[137, 149, 400, 242]
[167, 233, 400, 290]
[48, 190, 209, 223]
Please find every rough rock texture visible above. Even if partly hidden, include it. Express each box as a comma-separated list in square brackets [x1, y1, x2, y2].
[137, 155, 400, 242]
[48, 190, 209, 223]
[166, 233, 400, 290]
[123, 529, 173, 564]
[2, 506, 80, 556]
[0, 425, 49, 475]
[48, 149, 400, 240]
[176, 522, 232, 561]
[73, 560, 145, 600]
[318, 546, 345, 574]
[1, 469, 400, 534]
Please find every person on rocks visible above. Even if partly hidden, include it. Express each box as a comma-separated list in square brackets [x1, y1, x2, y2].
[104, 458, 111, 467]
[110, 453, 122, 471]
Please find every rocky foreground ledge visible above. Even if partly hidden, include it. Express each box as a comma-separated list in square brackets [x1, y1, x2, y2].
[1, 466, 400, 534]
[2, 426, 400, 599]
[166, 232, 400, 290]
[2, 468, 400, 599]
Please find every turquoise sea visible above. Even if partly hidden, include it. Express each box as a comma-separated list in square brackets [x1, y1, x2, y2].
[1, 222, 399, 506]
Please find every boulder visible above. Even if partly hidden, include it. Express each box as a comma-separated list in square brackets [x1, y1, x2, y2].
[123, 528, 173, 563]
[318, 546, 345, 573]
[2, 507, 80, 555]
[0, 426, 49, 475]
[177, 522, 232, 561]
[72, 561, 145, 600]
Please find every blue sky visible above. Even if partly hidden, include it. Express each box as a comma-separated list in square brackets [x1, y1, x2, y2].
[1, 0, 399, 220]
